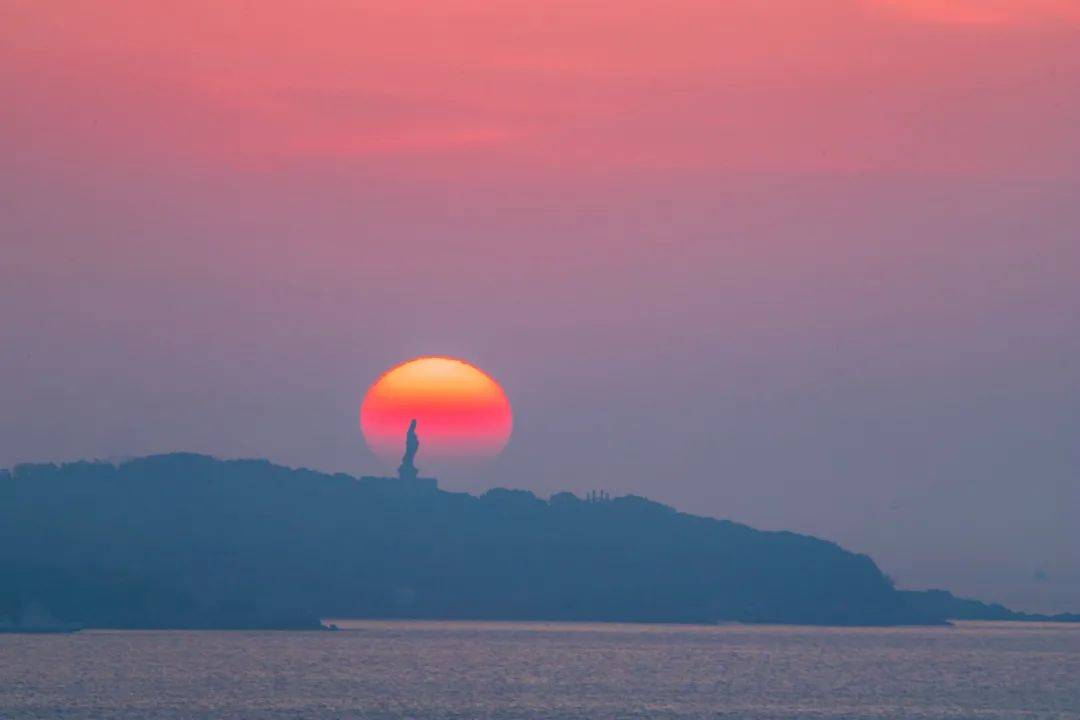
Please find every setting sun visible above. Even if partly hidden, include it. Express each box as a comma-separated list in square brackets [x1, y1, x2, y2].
[360, 356, 513, 469]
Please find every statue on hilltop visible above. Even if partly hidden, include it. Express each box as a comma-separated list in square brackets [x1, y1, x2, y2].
[397, 419, 419, 482]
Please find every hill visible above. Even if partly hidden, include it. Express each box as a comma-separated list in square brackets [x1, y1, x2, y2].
[0, 454, 1065, 629]
[898, 589, 1080, 623]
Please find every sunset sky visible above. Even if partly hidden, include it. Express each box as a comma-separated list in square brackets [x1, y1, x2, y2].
[2, 1, 1078, 612]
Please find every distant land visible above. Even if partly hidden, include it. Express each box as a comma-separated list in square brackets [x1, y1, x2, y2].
[1, 454, 1076, 630]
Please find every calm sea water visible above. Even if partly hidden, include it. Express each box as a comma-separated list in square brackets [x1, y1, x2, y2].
[1, 621, 1078, 719]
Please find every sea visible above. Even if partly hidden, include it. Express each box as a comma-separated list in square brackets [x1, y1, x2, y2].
[1, 620, 1078, 719]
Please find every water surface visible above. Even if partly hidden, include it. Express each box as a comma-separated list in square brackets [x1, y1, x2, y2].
[2, 620, 1078, 719]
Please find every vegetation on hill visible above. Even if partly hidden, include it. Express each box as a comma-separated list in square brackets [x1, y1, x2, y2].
[2, 454, 1066, 629]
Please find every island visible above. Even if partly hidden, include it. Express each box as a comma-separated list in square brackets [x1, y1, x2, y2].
[1, 452, 1075, 630]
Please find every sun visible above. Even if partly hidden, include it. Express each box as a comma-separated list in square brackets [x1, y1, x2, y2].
[360, 356, 513, 470]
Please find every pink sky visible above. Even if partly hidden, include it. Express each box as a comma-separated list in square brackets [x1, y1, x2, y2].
[2, 1, 1079, 612]
[5, 1, 1079, 174]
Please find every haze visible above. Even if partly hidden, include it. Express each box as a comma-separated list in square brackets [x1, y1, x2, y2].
[2, 0, 1078, 613]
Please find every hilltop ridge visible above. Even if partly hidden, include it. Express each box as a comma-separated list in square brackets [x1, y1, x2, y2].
[1, 454, 1069, 630]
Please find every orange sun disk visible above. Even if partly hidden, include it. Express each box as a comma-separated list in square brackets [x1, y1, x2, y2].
[360, 356, 513, 469]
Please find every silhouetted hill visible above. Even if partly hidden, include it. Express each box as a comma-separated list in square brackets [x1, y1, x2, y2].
[899, 590, 1080, 623]
[2, 454, 1068, 629]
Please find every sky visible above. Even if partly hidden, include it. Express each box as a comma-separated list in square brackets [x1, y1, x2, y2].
[2, 0, 1078, 613]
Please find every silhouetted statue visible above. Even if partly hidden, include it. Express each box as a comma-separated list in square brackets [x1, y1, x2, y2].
[398, 419, 419, 482]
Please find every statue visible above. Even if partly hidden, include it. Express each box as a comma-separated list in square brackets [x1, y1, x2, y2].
[359, 417, 436, 493]
[397, 419, 419, 482]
